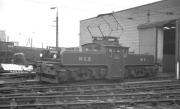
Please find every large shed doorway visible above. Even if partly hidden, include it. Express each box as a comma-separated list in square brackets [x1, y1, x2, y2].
[138, 20, 176, 73]
[162, 22, 176, 73]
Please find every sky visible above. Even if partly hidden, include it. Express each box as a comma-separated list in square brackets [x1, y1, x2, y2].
[0, 0, 161, 48]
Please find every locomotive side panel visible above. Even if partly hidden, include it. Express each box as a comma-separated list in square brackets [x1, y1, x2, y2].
[62, 52, 110, 66]
[125, 54, 157, 78]
[125, 54, 154, 65]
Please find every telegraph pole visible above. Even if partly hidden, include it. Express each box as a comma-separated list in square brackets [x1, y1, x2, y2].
[51, 7, 59, 47]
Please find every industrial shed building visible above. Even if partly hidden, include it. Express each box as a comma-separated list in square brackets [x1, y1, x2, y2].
[80, 0, 180, 73]
[0, 30, 6, 42]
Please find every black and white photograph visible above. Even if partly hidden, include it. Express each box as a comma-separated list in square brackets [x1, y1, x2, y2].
[0, 0, 180, 109]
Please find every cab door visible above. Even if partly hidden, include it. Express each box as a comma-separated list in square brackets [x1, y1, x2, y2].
[108, 48, 125, 78]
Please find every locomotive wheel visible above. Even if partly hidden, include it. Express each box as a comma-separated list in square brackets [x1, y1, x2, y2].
[135, 68, 146, 77]
[146, 67, 157, 77]
[129, 68, 136, 78]
[129, 68, 145, 78]
[99, 68, 107, 79]
[92, 68, 105, 79]
[77, 68, 91, 81]
[67, 68, 86, 81]
[70, 69, 82, 81]
[81, 68, 92, 80]
[58, 69, 69, 82]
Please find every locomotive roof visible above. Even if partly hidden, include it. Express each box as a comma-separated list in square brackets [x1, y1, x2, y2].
[104, 45, 129, 49]
[81, 42, 101, 46]
[63, 50, 106, 54]
[82, 42, 129, 49]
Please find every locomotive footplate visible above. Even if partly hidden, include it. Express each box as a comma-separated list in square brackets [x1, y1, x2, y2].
[37, 63, 108, 83]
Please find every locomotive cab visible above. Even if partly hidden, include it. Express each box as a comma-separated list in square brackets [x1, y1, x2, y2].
[104, 45, 129, 79]
[91, 36, 129, 59]
[81, 43, 105, 53]
[91, 36, 130, 79]
[105, 45, 129, 59]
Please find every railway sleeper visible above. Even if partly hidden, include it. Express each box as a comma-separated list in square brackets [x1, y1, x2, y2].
[1, 91, 180, 106]
[1, 83, 180, 97]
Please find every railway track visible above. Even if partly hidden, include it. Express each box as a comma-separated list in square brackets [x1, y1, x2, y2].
[0, 71, 36, 84]
[0, 69, 176, 87]
[0, 90, 180, 108]
[0, 71, 180, 109]
[1, 77, 179, 88]
[0, 79, 180, 94]
[0, 79, 180, 108]
[1, 82, 180, 96]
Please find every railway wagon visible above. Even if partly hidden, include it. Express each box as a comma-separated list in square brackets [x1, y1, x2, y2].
[36, 36, 157, 83]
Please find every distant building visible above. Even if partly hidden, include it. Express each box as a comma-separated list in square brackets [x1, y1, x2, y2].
[0, 30, 6, 41]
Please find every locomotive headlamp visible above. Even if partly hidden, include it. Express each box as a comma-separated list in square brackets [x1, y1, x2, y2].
[40, 53, 43, 57]
[53, 54, 57, 59]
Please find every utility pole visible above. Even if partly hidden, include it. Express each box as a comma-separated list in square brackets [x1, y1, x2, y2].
[30, 38, 33, 48]
[51, 7, 59, 47]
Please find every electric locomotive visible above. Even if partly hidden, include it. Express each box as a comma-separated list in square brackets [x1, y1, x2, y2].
[36, 36, 157, 83]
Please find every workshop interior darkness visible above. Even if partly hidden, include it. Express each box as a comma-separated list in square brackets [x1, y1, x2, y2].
[163, 21, 176, 73]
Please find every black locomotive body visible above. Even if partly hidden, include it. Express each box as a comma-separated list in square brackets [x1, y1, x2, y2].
[36, 36, 157, 83]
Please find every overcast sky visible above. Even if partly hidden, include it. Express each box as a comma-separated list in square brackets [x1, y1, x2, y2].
[0, 0, 160, 48]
